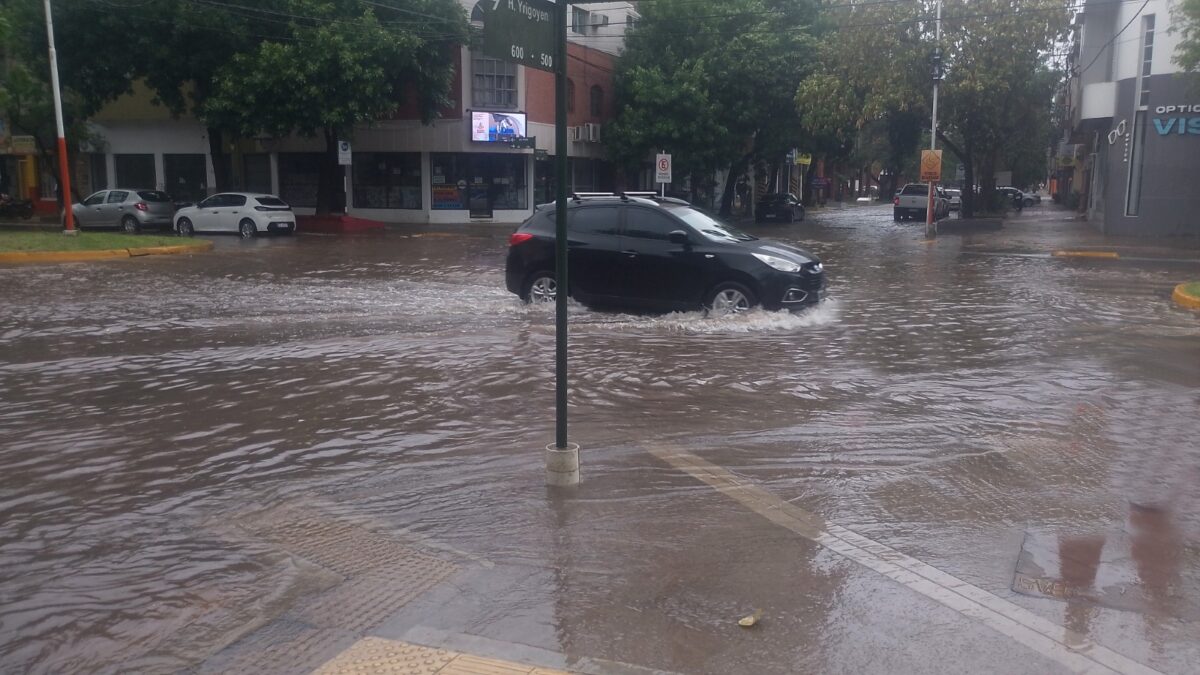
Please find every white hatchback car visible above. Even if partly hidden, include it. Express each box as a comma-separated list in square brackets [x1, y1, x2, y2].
[175, 193, 296, 238]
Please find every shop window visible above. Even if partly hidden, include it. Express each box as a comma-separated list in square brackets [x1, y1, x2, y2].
[114, 153, 155, 189]
[164, 154, 207, 202]
[430, 153, 527, 211]
[472, 52, 517, 109]
[278, 153, 322, 208]
[590, 85, 603, 118]
[353, 152, 422, 209]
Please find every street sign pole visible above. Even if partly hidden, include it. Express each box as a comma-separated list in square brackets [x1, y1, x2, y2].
[926, 0, 942, 239]
[481, 0, 576, 483]
[554, 1, 569, 453]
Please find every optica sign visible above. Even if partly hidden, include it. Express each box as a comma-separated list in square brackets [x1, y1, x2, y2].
[1153, 105, 1200, 136]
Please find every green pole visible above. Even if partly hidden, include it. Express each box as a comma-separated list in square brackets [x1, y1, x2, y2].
[554, 0, 569, 449]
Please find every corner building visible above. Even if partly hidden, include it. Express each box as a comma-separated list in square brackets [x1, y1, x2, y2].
[1062, 0, 1200, 237]
[77, 1, 638, 225]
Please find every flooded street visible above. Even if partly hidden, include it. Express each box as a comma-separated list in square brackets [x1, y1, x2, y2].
[2, 205, 1198, 674]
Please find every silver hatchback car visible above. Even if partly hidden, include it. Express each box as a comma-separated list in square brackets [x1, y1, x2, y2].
[73, 189, 176, 233]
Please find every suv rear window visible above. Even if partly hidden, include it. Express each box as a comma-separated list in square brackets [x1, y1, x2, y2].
[137, 191, 171, 202]
[901, 185, 929, 195]
[255, 197, 288, 207]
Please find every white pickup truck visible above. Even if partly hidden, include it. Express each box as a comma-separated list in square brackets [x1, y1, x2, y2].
[893, 183, 949, 221]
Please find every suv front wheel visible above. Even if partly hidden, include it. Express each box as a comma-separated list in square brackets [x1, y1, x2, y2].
[705, 281, 757, 317]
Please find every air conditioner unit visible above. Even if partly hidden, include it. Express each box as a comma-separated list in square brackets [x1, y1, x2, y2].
[568, 126, 583, 142]
[585, 123, 602, 143]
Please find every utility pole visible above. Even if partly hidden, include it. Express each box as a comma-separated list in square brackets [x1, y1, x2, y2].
[925, 0, 942, 239]
[43, 0, 76, 235]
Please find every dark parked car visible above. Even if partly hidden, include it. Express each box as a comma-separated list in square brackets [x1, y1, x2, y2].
[505, 195, 826, 315]
[755, 193, 805, 223]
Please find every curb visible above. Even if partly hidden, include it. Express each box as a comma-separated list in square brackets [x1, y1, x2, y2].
[1052, 250, 1120, 259]
[1173, 283, 1200, 310]
[0, 241, 213, 264]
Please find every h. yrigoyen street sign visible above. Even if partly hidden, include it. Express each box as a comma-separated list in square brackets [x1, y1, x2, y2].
[481, 0, 558, 73]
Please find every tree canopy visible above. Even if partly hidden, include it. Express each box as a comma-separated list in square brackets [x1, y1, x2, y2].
[1177, 0, 1200, 75]
[605, 0, 819, 213]
[3, 0, 468, 212]
[795, 0, 1069, 215]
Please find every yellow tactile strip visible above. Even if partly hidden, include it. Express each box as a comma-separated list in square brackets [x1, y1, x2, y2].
[311, 637, 572, 675]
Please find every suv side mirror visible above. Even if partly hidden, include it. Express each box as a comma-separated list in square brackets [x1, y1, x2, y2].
[668, 230, 689, 245]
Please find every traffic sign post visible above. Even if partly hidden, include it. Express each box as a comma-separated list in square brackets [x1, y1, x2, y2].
[921, 149, 942, 236]
[655, 153, 672, 197]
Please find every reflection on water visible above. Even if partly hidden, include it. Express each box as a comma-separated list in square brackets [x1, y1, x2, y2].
[1, 212, 1198, 672]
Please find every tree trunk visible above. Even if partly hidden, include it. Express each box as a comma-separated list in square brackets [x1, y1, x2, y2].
[207, 127, 230, 193]
[980, 151, 998, 213]
[719, 154, 751, 217]
[316, 126, 340, 216]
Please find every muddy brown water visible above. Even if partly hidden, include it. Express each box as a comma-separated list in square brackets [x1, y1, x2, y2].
[1, 206, 1198, 673]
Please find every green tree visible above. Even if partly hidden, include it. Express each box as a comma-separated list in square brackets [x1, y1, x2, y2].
[796, 0, 1068, 216]
[203, 0, 466, 213]
[607, 0, 818, 214]
[1175, 0, 1200, 75]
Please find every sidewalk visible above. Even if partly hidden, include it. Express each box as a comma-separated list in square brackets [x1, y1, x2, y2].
[955, 204, 1200, 261]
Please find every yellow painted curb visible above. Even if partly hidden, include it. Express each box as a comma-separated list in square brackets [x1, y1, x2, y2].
[0, 241, 212, 264]
[127, 242, 214, 257]
[1052, 250, 1120, 259]
[1173, 283, 1200, 310]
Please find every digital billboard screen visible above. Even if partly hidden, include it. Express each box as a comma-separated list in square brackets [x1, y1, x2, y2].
[471, 111, 527, 143]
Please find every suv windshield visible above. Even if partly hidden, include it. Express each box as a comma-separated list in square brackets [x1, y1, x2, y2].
[901, 185, 929, 195]
[667, 206, 755, 242]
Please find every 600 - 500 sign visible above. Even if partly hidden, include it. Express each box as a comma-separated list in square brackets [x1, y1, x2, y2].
[510, 45, 552, 69]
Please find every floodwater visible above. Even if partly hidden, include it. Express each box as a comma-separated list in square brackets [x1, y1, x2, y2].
[1, 205, 1198, 674]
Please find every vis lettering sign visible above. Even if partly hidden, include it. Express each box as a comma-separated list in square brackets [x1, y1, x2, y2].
[1152, 117, 1200, 136]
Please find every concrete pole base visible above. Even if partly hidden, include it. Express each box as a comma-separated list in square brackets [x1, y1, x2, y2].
[545, 442, 580, 487]
[62, 228, 79, 236]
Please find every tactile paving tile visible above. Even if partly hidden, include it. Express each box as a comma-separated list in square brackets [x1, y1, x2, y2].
[311, 637, 574, 675]
[201, 505, 460, 673]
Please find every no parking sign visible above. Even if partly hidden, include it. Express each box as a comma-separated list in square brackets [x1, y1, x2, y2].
[655, 154, 672, 184]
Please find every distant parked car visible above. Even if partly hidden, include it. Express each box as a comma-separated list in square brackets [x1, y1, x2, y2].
[174, 193, 295, 238]
[945, 188, 962, 211]
[893, 183, 949, 221]
[73, 189, 175, 233]
[755, 193, 805, 223]
[998, 187, 1040, 208]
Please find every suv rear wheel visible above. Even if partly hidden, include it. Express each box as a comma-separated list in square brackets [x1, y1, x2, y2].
[521, 271, 557, 304]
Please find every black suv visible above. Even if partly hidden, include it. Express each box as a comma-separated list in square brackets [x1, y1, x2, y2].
[505, 195, 825, 314]
[755, 193, 805, 223]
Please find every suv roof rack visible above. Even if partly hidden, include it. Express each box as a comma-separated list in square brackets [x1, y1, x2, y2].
[561, 192, 692, 206]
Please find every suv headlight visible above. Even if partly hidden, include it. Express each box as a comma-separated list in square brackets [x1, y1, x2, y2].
[752, 252, 803, 273]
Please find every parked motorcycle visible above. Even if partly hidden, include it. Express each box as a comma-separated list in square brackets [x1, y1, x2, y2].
[0, 195, 34, 220]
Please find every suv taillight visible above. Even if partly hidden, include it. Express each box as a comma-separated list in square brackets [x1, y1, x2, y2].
[893, 196, 899, 205]
[135, 202, 148, 211]
[509, 232, 533, 246]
